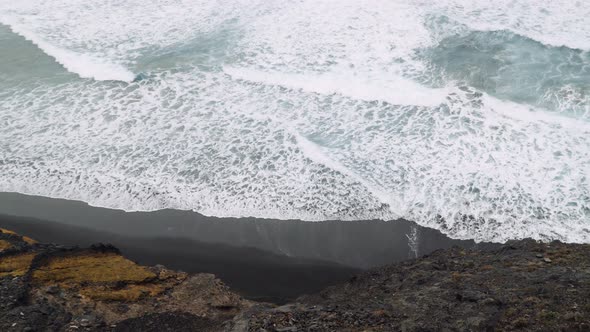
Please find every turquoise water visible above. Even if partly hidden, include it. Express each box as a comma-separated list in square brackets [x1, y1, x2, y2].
[0, 0, 589, 243]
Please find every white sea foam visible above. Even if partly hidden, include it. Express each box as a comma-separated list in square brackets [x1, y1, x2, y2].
[1, 19, 135, 82]
[2, 68, 589, 242]
[430, 0, 590, 50]
[224, 66, 448, 107]
[0, 0, 264, 81]
[0, 0, 589, 243]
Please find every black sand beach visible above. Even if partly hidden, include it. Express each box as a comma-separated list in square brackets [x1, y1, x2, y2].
[0, 192, 498, 302]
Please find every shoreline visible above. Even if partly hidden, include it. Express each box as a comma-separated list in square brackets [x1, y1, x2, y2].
[0, 192, 499, 301]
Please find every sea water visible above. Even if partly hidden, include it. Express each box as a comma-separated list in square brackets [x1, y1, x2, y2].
[0, 0, 589, 242]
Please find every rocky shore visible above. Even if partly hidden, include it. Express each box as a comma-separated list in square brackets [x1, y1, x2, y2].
[0, 228, 251, 331]
[1, 228, 589, 331]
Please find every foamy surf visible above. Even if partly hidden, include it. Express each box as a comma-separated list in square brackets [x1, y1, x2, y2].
[0, 19, 135, 82]
[223, 66, 449, 107]
[0, 0, 589, 244]
[432, 0, 590, 51]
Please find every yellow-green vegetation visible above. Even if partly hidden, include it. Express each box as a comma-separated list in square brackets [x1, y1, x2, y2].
[80, 283, 167, 301]
[22, 236, 37, 245]
[0, 239, 13, 251]
[32, 252, 156, 285]
[0, 228, 18, 236]
[0, 253, 36, 277]
[0, 228, 38, 244]
[158, 268, 187, 281]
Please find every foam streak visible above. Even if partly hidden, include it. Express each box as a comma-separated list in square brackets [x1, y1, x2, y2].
[1, 19, 135, 82]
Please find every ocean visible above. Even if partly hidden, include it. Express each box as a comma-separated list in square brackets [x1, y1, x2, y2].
[0, 0, 589, 243]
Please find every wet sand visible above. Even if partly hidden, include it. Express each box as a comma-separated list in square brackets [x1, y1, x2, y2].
[0, 192, 499, 302]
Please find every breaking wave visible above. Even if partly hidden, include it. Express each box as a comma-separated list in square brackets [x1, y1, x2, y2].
[0, 19, 135, 82]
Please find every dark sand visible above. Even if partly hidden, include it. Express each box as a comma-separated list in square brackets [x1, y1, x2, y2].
[0, 192, 498, 302]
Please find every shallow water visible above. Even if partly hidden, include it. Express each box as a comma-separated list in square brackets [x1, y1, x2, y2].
[0, 0, 589, 242]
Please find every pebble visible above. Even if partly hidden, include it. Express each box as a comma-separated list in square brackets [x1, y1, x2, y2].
[481, 298, 499, 306]
[46, 285, 60, 295]
[276, 327, 297, 332]
[564, 312, 582, 321]
[543, 258, 552, 263]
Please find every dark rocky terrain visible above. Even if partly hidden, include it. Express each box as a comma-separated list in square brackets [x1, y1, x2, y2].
[1, 228, 589, 331]
[241, 240, 590, 331]
[0, 228, 251, 331]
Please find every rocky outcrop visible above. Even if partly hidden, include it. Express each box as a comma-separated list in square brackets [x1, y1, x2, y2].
[2, 228, 590, 331]
[0, 229, 251, 331]
[240, 240, 590, 331]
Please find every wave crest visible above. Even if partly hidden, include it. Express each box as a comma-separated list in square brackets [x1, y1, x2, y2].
[1, 20, 135, 82]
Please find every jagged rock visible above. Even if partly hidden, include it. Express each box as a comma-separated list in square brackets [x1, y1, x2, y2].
[243, 239, 590, 331]
[2, 229, 590, 331]
[0, 229, 251, 332]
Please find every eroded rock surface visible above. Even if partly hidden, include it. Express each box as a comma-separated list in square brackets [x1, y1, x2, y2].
[2, 228, 590, 331]
[240, 240, 590, 331]
[0, 229, 251, 331]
